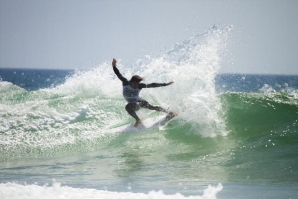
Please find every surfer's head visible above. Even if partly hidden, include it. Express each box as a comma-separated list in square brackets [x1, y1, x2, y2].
[129, 75, 143, 89]
[130, 75, 143, 83]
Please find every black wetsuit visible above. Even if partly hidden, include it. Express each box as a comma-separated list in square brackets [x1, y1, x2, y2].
[113, 66, 169, 121]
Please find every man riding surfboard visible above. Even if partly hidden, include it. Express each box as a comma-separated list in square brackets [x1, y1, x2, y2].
[112, 58, 177, 127]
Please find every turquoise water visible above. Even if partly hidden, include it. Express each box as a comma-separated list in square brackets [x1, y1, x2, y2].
[1, 26, 298, 199]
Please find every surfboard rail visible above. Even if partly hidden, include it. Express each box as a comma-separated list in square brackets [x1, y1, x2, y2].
[112, 113, 177, 134]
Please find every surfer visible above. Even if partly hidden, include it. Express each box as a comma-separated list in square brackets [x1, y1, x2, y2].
[112, 58, 176, 127]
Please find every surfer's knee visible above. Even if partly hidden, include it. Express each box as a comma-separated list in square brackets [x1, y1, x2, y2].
[125, 103, 131, 112]
[125, 103, 140, 113]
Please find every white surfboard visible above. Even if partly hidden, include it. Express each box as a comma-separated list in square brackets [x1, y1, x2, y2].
[112, 114, 177, 134]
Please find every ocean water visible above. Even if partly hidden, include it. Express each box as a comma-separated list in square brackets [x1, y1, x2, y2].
[1, 26, 298, 199]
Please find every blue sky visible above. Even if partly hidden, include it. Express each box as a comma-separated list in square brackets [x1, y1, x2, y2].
[0, 0, 297, 74]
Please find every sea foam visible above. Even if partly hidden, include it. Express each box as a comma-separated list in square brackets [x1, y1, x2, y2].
[0, 182, 223, 199]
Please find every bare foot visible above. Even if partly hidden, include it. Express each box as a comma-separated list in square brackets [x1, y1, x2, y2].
[166, 112, 178, 120]
[168, 112, 178, 117]
[134, 120, 142, 127]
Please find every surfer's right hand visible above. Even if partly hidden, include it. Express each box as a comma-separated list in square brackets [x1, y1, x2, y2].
[166, 82, 174, 86]
[112, 58, 117, 67]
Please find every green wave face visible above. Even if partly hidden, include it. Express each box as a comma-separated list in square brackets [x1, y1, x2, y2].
[221, 92, 298, 134]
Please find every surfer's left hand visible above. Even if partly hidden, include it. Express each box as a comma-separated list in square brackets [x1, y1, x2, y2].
[166, 82, 174, 86]
[112, 58, 117, 67]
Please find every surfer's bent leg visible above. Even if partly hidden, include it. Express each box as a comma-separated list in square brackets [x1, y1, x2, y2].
[139, 99, 169, 113]
[125, 103, 141, 121]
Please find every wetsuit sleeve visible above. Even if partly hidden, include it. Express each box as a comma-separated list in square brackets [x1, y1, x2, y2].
[139, 83, 167, 88]
[113, 66, 129, 85]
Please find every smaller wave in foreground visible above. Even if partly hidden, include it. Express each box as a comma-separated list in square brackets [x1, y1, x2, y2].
[0, 182, 223, 199]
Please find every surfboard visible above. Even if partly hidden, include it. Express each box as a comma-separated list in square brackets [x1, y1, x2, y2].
[113, 113, 178, 134]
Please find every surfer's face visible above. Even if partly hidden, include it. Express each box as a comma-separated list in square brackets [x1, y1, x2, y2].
[130, 81, 139, 89]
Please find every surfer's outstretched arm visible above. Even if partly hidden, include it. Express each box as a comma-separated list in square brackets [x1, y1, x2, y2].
[140, 82, 174, 88]
[112, 58, 129, 85]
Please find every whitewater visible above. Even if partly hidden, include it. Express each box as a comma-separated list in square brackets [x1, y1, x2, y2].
[1, 26, 298, 199]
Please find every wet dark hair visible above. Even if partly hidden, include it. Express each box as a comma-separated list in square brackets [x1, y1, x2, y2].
[130, 75, 143, 83]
